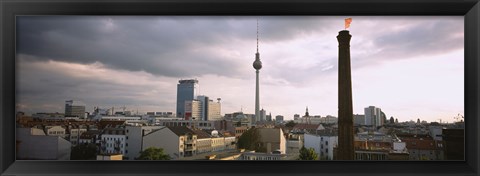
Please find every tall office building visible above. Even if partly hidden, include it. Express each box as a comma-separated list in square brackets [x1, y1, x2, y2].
[252, 20, 263, 122]
[207, 100, 222, 121]
[365, 106, 384, 127]
[197, 95, 209, 121]
[65, 100, 86, 118]
[184, 100, 202, 120]
[176, 79, 199, 118]
[185, 95, 222, 121]
[259, 108, 266, 122]
[336, 29, 354, 160]
[197, 95, 222, 121]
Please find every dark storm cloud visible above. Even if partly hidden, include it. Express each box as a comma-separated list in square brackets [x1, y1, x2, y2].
[17, 16, 251, 78]
[17, 16, 339, 79]
[260, 16, 337, 42]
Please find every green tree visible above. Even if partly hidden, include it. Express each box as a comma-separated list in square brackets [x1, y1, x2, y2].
[137, 147, 171, 160]
[237, 128, 266, 152]
[298, 146, 318, 160]
[285, 120, 297, 128]
[71, 143, 98, 160]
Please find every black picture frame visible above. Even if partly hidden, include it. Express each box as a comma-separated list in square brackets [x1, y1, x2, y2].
[1, 0, 479, 176]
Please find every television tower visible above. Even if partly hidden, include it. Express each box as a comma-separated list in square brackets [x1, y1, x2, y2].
[253, 19, 262, 122]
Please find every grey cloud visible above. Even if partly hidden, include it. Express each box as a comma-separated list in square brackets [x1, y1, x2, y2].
[17, 16, 340, 79]
[367, 19, 463, 63]
[16, 58, 176, 114]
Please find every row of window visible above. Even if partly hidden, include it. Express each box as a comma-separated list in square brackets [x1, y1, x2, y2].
[48, 131, 65, 135]
[104, 137, 124, 141]
[105, 143, 124, 148]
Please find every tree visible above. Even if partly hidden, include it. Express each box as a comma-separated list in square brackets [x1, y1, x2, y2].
[285, 120, 297, 128]
[298, 146, 318, 160]
[137, 147, 171, 160]
[71, 143, 98, 160]
[237, 127, 266, 152]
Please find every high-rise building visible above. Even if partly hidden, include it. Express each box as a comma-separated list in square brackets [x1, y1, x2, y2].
[252, 20, 263, 122]
[185, 95, 222, 121]
[266, 112, 272, 122]
[354, 114, 366, 126]
[176, 79, 199, 118]
[364, 106, 383, 127]
[208, 100, 222, 121]
[184, 100, 202, 120]
[275, 115, 284, 123]
[259, 108, 266, 122]
[197, 95, 209, 121]
[336, 29, 354, 160]
[65, 100, 86, 118]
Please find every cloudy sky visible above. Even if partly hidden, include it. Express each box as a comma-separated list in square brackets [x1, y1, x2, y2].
[16, 16, 464, 123]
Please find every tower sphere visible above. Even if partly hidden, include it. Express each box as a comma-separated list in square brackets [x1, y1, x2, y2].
[253, 59, 262, 70]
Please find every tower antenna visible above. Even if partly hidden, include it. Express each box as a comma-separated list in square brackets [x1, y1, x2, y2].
[257, 19, 259, 53]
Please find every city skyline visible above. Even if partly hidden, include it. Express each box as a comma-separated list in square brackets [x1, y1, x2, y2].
[16, 16, 464, 123]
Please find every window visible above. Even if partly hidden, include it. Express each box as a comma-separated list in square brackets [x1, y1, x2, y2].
[326, 141, 328, 145]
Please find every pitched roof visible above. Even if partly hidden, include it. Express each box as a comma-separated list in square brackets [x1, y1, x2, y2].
[192, 129, 211, 139]
[167, 126, 196, 136]
[293, 123, 320, 130]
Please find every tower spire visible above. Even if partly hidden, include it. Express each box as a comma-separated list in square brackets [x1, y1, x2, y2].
[256, 19, 259, 53]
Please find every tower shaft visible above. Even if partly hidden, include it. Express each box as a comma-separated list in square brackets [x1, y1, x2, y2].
[255, 70, 260, 122]
[337, 30, 354, 160]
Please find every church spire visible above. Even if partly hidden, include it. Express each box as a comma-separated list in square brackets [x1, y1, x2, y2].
[305, 106, 310, 117]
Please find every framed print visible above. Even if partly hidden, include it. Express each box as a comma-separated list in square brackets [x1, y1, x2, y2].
[1, 0, 479, 176]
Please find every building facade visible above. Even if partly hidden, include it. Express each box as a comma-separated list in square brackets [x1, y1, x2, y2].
[257, 128, 286, 154]
[100, 128, 126, 155]
[124, 125, 164, 160]
[17, 128, 71, 160]
[176, 79, 199, 118]
[142, 126, 198, 159]
[364, 106, 384, 127]
[65, 100, 86, 118]
[304, 132, 338, 160]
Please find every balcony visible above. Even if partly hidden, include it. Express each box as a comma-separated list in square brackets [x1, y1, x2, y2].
[185, 140, 194, 144]
[185, 146, 194, 151]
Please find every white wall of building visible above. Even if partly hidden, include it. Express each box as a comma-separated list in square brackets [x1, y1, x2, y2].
[101, 134, 126, 155]
[142, 127, 182, 159]
[304, 133, 338, 160]
[124, 125, 164, 160]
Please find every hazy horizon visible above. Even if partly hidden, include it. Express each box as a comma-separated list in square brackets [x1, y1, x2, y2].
[16, 16, 464, 123]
